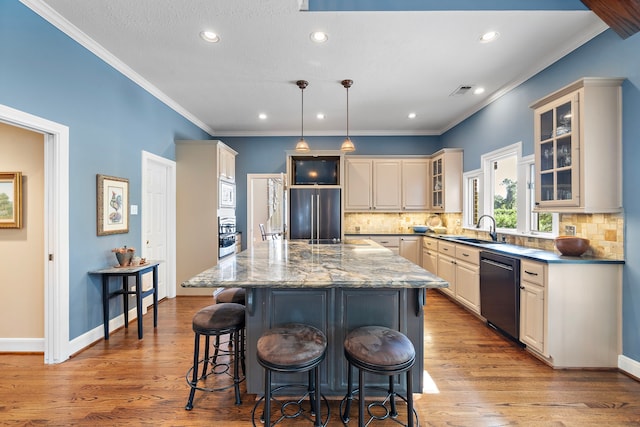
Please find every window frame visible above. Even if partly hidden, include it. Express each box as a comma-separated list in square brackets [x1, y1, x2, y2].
[463, 142, 558, 238]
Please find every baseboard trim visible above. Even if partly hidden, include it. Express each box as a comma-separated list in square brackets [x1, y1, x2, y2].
[0, 338, 45, 352]
[619, 354, 640, 380]
[68, 307, 140, 356]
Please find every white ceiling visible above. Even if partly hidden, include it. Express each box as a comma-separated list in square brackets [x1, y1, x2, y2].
[29, 0, 607, 136]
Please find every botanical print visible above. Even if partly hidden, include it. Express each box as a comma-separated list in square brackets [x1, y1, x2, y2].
[0, 181, 13, 220]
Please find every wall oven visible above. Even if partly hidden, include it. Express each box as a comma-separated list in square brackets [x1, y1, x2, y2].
[218, 216, 237, 259]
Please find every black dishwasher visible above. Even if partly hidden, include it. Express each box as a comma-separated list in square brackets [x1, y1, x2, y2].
[480, 251, 521, 341]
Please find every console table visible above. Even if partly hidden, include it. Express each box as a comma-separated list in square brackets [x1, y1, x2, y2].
[89, 261, 160, 340]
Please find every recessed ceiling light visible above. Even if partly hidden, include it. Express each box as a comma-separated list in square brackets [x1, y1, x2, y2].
[258, 113, 267, 120]
[479, 31, 499, 43]
[408, 113, 417, 119]
[310, 31, 328, 43]
[200, 31, 220, 43]
[473, 87, 485, 95]
[317, 113, 326, 120]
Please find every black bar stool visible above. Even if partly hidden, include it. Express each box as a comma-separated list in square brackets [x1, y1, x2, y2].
[215, 287, 246, 304]
[340, 326, 418, 427]
[252, 323, 330, 426]
[185, 303, 246, 410]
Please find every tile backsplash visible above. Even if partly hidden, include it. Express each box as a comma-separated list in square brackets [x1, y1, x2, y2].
[344, 212, 624, 260]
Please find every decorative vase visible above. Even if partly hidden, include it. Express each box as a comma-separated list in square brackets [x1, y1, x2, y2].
[113, 246, 135, 266]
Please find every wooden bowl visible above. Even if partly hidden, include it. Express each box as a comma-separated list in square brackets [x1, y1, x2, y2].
[554, 236, 590, 256]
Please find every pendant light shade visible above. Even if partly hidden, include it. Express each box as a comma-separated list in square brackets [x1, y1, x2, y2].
[295, 80, 310, 152]
[341, 79, 355, 152]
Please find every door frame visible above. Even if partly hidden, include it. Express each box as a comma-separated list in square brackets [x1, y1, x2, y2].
[247, 173, 284, 248]
[0, 103, 70, 364]
[141, 151, 176, 299]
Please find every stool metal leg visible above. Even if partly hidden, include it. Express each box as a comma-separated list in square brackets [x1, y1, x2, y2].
[185, 332, 200, 410]
[389, 375, 398, 417]
[313, 364, 322, 427]
[263, 367, 272, 426]
[342, 362, 353, 423]
[233, 327, 241, 405]
[202, 335, 211, 378]
[358, 368, 366, 427]
[407, 370, 414, 427]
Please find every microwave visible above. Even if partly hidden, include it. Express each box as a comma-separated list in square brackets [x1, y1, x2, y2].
[219, 180, 235, 208]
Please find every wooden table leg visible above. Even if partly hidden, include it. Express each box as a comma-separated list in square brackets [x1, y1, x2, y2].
[136, 271, 144, 339]
[102, 276, 110, 340]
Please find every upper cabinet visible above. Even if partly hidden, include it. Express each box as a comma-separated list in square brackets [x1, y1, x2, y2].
[345, 157, 431, 212]
[531, 78, 624, 213]
[430, 149, 463, 213]
[218, 143, 237, 183]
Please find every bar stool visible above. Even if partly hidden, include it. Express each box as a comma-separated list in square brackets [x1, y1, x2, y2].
[215, 287, 246, 304]
[340, 326, 418, 427]
[252, 323, 330, 426]
[185, 303, 246, 410]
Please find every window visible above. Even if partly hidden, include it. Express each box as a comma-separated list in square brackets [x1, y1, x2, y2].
[466, 143, 558, 237]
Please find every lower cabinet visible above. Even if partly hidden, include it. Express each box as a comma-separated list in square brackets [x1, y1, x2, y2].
[369, 236, 400, 255]
[436, 241, 480, 314]
[399, 236, 421, 265]
[421, 237, 438, 275]
[519, 259, 621, 368]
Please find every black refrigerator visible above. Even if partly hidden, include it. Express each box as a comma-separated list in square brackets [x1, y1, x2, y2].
[289, 188, 341, 242]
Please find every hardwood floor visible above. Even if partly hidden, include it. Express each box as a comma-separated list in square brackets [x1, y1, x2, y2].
[1, 291, 639, 426]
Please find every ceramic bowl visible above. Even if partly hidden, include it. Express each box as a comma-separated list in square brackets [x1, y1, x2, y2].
[412, 225, 429, 233]
[554, 236, 590, 256]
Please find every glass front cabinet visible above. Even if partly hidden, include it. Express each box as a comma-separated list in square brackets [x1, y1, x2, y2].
[534, 92, 580, 208]
[531, 78, 624, 213]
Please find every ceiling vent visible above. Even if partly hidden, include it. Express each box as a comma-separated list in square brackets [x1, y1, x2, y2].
[450, 85, 473, 96]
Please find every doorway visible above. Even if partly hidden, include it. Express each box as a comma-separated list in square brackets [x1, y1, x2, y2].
[0, 103, 70, 364]
[141, 151, 176, 303]
[247, 174, 285, 248]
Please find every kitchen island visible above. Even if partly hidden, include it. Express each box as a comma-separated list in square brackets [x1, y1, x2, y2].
[182, 239, 448, 396]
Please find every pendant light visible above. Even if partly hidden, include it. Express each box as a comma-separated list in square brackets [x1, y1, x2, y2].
[295, 80, 310, 152]
[341, 79, 355, 152]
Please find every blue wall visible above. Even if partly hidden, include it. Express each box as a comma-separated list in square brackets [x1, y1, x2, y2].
[3, 0, 640, 365]
[441, 29, 640, 362]
[0, 1, 210, 339]
[222, 135, 442, 246]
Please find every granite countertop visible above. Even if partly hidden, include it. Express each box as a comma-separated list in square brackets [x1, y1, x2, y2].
[345, 232, 624, 264]
[181, 239, 449, 289]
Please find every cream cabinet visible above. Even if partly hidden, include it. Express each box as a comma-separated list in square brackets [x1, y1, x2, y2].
[530, 77, 623, 213]
[373, 160, 402, 210]
[454, 245, 480, 314]
[345, 157, 430, 212]
[520, 260, 546, 353]
[421, 237, 438, 274]
[436, 241, 480, 314]
[175, 139, 235, 296]
[436, 241, 456, 298]
[430, 149, 463, 213]
[401, 159, 430, 210]
[369, 235, 400, 255]
[399, 235, 421, 265]
[518, 259, 621, 368]
[218, 143, 237, 182]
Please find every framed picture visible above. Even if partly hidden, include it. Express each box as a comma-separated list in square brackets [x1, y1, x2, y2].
[0, 172, 23, 229]
[97, 174, 129, 236]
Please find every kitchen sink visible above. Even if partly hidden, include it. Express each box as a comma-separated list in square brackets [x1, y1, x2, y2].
[445, 236, 504, 245]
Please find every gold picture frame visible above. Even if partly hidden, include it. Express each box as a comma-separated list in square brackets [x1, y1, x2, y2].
[97, 174, 129, 236]
[0, 172, 23, 229]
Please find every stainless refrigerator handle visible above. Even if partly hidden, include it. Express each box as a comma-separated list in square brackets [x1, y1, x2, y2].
[316, 193, 320, 241]
[310, 195, 314, 241]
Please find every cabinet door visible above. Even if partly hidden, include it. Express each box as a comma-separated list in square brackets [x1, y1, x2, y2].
[520, 281, 545, 353]
[373, 160, 402, 210]
[431, 156, 444, 211]
[218, 145, 236, 182]
[456, 261, 480, 314]
[400, 236, 420, 265]
[345, 159, 373, 211]
[421, 249, 437, 275]
[437, 253, 456, 297]
[401, 159, 429, 210]
[534, 92, 580, 209]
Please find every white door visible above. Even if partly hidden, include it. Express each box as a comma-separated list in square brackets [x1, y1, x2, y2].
[142, 151, 176, 303]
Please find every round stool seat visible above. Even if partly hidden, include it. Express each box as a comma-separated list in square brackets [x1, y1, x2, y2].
[344, 326, 415, 372]
[216, 287, 246, 305]
[192, 303, 245, 335]
[257, 323, 327, 371]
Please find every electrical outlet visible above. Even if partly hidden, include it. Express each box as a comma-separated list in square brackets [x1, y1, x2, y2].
[565, 225, 576, 236]
[456, 219, 461, 226]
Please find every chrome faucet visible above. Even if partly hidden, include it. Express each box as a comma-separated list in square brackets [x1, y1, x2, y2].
[476, 215, 498, 242]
